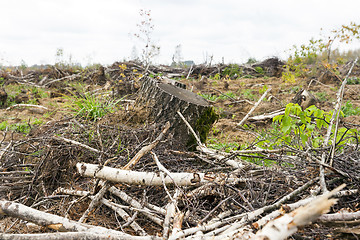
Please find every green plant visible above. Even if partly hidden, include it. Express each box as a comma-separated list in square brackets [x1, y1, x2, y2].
[199, 93, 218, 102]
[218, 91, 237, 100]
[347, 77, 360, 85]
[282, 22, 360, 83]
[243, 74, 255, 79]
[290, 86, 301, 93]
[0, 121, 8, 130]
[281, 68, 296, 83]
[271, 104, 330, 149]
[259, 85, 269, 94]
[268, 103, 358, 150]
[0, 118, 44, 135]
[64, 91, 122, 121]
[207, 138, 239, 153]
[341, 101, 360, 117]
[315, 92, 328, 102]
[30, 86, 50, 98]
[222, 64, 241, 79]
[14, 122, 31, 134]
[254, 66, 264, 75]
[199, 91, 238, 102]
[246, 58, 257, 64]
[212, 73, 221, 80]
[26, 99, 39, 105]
[242, 89, 256, 101]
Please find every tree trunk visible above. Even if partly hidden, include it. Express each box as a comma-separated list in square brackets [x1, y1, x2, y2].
[137, 76, 217, 148]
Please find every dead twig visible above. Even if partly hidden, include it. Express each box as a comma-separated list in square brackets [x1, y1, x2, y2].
[6, 104, 48, 111]
[122, 121, 170, 170]
[238, 88, 271, 126]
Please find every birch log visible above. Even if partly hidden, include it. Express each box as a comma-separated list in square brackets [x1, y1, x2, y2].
[76, 162, 240, 186]
[254, 184, 345, 240]
[0, 200, 146, 239]
[0, 232, 156, 240]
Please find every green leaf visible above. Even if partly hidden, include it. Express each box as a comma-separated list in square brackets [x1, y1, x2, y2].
[300, 134, 308, 145]
[273, 115, 283, 123]
[281, 115, 292, 133]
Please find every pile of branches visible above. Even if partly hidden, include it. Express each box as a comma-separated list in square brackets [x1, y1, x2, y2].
[106, 57, 285, 80]
[0, 100, 359, 239]
[0, 60, 359, 239]
[0, 113, 358, 239]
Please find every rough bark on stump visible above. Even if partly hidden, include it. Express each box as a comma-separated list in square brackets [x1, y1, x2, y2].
[291, 89, 318, 110]
[137, 76, 217, 148]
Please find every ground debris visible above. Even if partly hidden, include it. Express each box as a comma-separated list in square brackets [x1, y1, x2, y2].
[0, 61, 359, 239]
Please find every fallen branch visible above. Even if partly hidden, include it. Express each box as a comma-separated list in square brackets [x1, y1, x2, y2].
[78, 122, 170, 226]
[53, 136, 102, 154]
[169, 177, 319, 239]
[76, 162, 240, 186]
[0, 200, 142, 238]
[171, 212, 185, 237]
[329, 57, 358, 166]
[106, 185, 165, 223]
[247, 109, 285, 121]
[254, 184, 345, 240]
[42, 73, 81, 87]
[55, 188, 147, 235]
[0, 232, 152, 240]
[123, 121, 170, 170]
[163, 189, 181, 239]
[238, 88, 271, 126]
[6, 104, 49, 111]
[319, 58, 358, 193]
[319, 210, 360, 222]
[78, 182, 112, 223]
[0, 141, 12, 161]
[177, 111, 249, 169]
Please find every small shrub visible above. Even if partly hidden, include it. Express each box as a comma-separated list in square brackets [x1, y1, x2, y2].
[207, 138, 239, 153]
[342, 101, 360, 117]
[223, 64, 241, 79]
[199, 93, 218, 102]
[254, 66, 264, 75]
[347, 77, 360, 85]
[242, 89, 256, 101]
[315, 92, 328, 102]
[268, 103, 358, 150]
[246, 58, 257, 64]
[0, 121, 8, 131]
[259, 85, 269, 94]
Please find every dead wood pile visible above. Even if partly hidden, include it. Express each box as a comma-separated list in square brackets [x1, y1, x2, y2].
[0, 60, 359, 239]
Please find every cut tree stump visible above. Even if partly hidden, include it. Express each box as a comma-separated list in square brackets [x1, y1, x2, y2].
[291, 89, 318, 110]
[137, 76, 217, 148]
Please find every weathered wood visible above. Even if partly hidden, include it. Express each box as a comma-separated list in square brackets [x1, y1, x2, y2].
[0, 200, 133, 238]
[137, 76, 217, 148]
[76, 162, 241, 186]
[254, 184, 344, 240]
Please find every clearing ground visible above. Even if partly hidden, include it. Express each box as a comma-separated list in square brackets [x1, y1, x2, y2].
[0, 60, 359, 239]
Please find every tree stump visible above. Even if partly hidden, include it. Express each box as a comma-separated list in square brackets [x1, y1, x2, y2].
[0, 88, 7, 107]
[137, 76, 217, 149]
[291, 89, 318, 110]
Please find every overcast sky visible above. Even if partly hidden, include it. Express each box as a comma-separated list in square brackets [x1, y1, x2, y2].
[1, 0, 360, 66]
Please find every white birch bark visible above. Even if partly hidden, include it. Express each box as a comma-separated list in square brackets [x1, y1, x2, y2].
[0, 200, 147, 239]
[76, 162, 239, 186]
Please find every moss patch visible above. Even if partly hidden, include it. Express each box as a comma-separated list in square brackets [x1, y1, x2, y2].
[187, 107, 218, 150]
